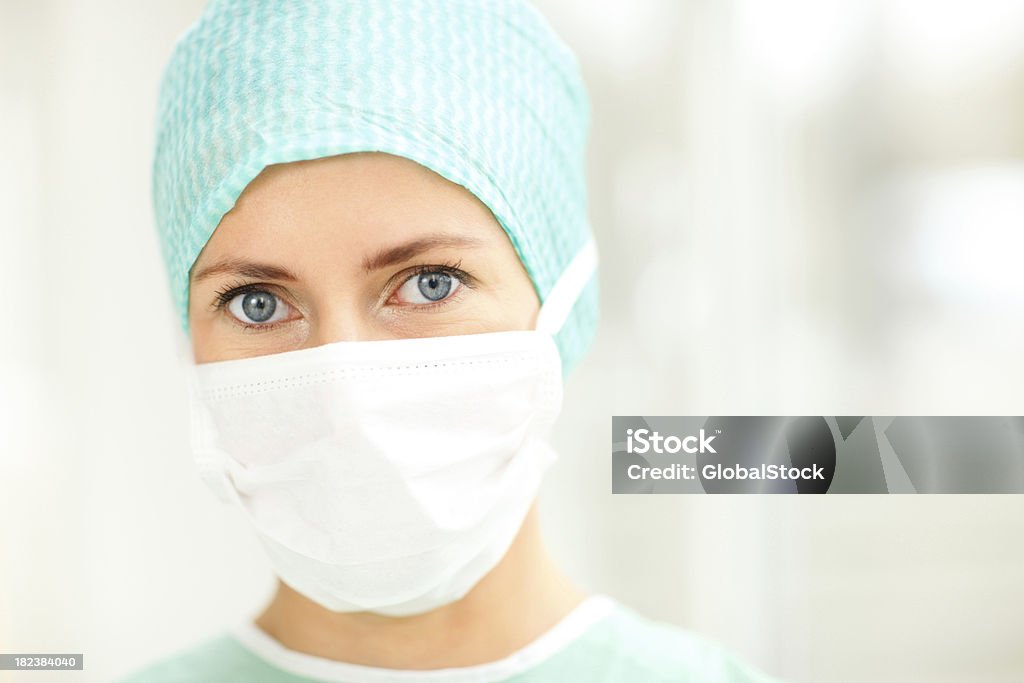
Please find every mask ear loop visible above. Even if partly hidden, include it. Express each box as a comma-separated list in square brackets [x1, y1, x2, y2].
[534, 239, 599, 337]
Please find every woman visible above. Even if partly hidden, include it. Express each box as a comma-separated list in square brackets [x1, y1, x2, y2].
[121, 1, 781, 680]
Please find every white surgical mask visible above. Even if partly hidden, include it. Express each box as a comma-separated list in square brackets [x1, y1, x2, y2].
[185, 240, 598, 616]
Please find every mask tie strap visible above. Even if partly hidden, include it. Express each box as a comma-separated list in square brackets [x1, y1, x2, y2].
[534, 239, 599, 337]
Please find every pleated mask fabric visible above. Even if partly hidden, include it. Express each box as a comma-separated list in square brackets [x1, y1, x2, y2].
[152, 0, 599, 374]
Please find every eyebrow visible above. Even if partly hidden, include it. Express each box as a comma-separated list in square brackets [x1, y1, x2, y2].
[361, 234, 485, 272]
[190, 234, 486, 283]
[191, 259, 299, 283]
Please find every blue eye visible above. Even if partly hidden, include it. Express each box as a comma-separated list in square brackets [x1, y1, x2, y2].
[419, 272, 451, 301]
[227, 289, 289, 324]
[395, 270, 460, 304]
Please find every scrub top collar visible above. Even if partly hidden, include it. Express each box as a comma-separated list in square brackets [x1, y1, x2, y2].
[230, 594, 617, 683]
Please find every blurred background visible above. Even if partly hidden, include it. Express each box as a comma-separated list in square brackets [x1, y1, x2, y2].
[2, 1, 1023, 681]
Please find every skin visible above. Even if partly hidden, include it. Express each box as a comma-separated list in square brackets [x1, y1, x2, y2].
[187, 152, 586, 668]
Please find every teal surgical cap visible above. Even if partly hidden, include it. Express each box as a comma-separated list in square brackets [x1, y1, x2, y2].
[152, 0, 599, 375]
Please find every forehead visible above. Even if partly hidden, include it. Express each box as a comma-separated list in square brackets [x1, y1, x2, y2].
[193, 152, 507, 271]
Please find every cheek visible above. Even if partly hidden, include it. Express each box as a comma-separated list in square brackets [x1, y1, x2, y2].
[187, 286, 222, 361]
[190, 313, 314, 363]
[187, 300, 248, 363]
[188, 312, 221, 363]
[486, 273, 540, 331]
[189, 333, 213, 364]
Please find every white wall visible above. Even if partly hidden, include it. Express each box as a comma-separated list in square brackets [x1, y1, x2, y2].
[3, 1, 1023, 682]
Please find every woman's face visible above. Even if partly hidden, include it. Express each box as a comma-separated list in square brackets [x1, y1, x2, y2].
[188, 152, 540, 363]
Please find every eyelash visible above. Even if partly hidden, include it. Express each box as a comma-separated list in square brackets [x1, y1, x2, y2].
[209, 261, 476, 330]
[211, 280, 263, 311]
[402, 260, 475, 308]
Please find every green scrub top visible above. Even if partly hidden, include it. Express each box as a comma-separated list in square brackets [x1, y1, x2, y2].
[116, 595, 783, 682]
